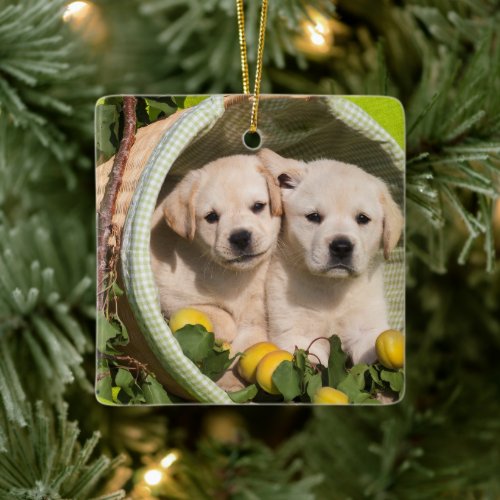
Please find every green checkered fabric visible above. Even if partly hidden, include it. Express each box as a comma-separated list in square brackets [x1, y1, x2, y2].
[121, 95, 405, 403]
[122, 97, 233, 404]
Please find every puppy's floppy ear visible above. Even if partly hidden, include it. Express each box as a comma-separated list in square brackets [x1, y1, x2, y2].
[258, 148, 305, 189]
[257, 164, 283, 216]
[379, 182, 404, 259]
[162, 170, 202, 240]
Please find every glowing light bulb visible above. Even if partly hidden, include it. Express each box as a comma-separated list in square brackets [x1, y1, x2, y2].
[144, 469, 163, 486]
[160, 451, 179, 469]
[305, 14, 330, 48]
[314, 22, 327, 35]
[63, 1, 90, 22]
[296, 7, 335, 57]
[62, 1, 107, 45]
[310, 32, 326, 46]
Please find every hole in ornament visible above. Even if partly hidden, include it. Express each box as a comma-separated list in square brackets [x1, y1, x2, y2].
[242, 129, 262, 150]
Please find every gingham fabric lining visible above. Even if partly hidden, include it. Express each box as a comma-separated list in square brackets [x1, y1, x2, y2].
[122, 94, 405, 403]
[171, 96, 404, 203]
[327, 97, 405, 200]
[122, 96, 233, 404]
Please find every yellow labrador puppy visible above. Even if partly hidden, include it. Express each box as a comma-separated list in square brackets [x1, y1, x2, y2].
[259, 149, 403, 366]
[150, 155, 282, 389]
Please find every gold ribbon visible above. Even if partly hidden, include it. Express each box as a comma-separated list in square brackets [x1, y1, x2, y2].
[235, 0, 269, 133]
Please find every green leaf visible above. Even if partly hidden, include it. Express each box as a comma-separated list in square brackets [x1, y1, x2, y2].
[368, 364, 388, 393]
[350, 392, 375, 404]
[200, 349, 233, 381]
[350, 364, 370, 384]
[337, 365, 370, 403]
[107, 317, 129, 349]
[306, 372, 323, 402]
[294, 348, 308, 375]
[96, 372, 112, 401]
[145, 98, 174, 121]
[272, 361, 302, 402]
[111, 386, 121, 403]
[97, 312, 121, 352]
[136, 97, 150, 126]
[228, 384, 258, 403]
[95, 103, 119, 161]
[111, 281, 124, 297]
[363, 398, 382, 405]
[336, 377, 364, 403]
[129, 393, 147, 404]
[96, 396, 116, 406]
[142, 375, 172, 404]
[327, 335, 348, 388]
[174, 324, 215, 363]
[174, 95, 208, 109]
[115, 368, 135, 397]
[380, 369, 404, 393]
[368, 365, 383, 386]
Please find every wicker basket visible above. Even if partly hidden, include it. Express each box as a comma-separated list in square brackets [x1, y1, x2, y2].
[96, 94, 405, 404]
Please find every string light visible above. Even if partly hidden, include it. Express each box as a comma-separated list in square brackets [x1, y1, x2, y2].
[132, 450, 180, 497]
[160, 451, 179, 469]
[62, 1, 107, 45]
[144, 468, 163, 486]
[63, 1, 91, 22]
[296, 7, 333, 56]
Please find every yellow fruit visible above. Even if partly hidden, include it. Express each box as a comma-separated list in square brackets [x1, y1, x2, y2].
[256, 350, 293, 394]
[313, 387, 349, 404]
[238, 342, 279, 383]
[169, 308, 213, 333]
[376, 329, 404, 369]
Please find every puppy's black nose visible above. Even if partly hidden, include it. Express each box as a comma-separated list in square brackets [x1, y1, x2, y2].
[330, 238, 354, 258]
[229, 230, 252, 250]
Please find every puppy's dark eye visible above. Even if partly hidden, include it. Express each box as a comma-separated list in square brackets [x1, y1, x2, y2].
[306, 212, 322, 224]
[205, 211, 219, 223]
[251, 202, 266, 213]
[356, 213, 371, 225]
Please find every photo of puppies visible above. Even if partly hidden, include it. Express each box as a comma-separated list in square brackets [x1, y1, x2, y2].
[96, 95, 405, 405]
[148, 149, 404, 397]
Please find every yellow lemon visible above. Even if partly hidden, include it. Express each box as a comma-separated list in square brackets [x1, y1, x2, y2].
[375, 329, 404, 369]
[238, 342, 280, 383]
[313, 387, 349, 404]
[256, 350, 293, 395]
[169, 308, 213, 333]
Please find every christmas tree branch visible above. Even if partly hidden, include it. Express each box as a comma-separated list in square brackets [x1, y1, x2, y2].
[0, 213, 94, 410]
[0, 0, 102, 166]
[0, 402, 126, 499]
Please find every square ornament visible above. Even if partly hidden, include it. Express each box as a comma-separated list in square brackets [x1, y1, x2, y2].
[95, 94, 405, 405]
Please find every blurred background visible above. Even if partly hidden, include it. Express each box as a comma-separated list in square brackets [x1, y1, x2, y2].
[0, 0, 499, 498]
